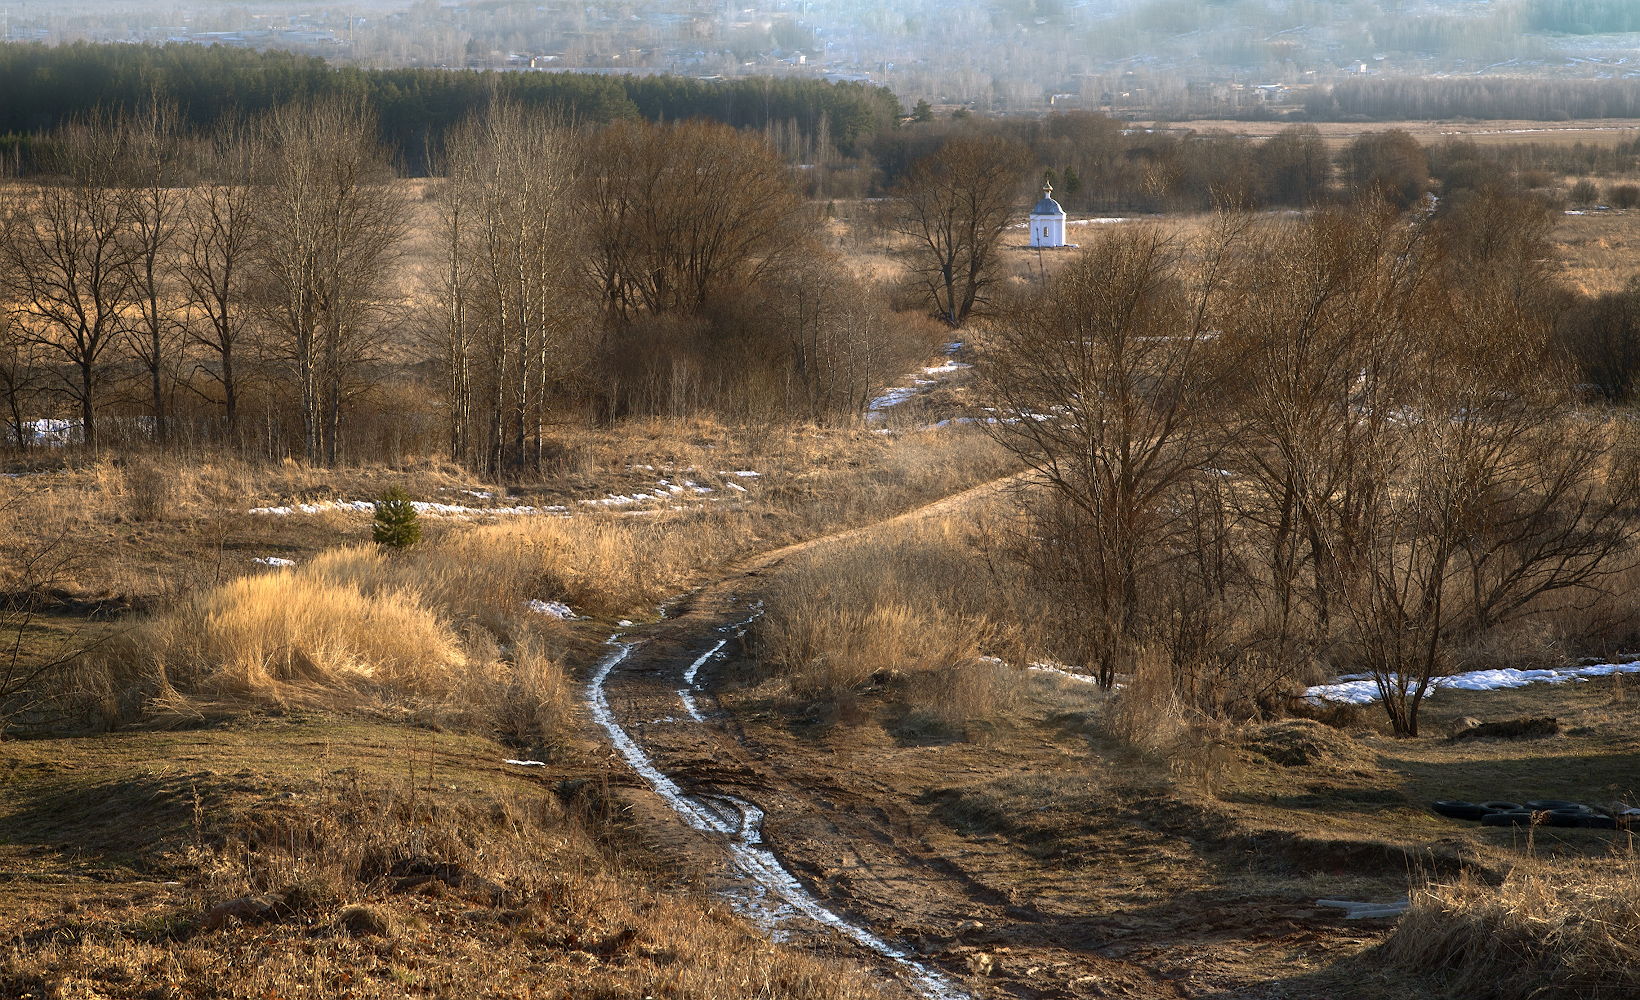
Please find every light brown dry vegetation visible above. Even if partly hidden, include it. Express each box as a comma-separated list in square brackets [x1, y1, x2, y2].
[0, 719, 874, 1000]
[5, 418, 1014, 742]
[1384, 860, 1640, 999]
[1553, 207, 1640, 295]
[754, 513, 1036, 730]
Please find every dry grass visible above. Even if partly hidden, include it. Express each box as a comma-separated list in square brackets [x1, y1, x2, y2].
[0, 719, 874, 1000]
[758, 517, 1020, 685]
[14, 420, 1014, 741]
[1383, 859, 1640, 999]
[1101, 646, 1183, 751]
[1553, 208, 1640, 295]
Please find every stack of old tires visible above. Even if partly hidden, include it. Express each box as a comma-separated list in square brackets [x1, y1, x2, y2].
[1431, 799, 1629, 829]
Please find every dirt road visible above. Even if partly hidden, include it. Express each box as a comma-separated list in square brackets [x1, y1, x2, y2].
[580, 476, 1398, 999]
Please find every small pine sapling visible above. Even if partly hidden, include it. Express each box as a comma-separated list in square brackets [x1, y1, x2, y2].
[372, 486, 421, 549]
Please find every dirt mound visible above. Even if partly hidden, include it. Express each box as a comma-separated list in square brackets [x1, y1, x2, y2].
[1454, 717, 1560, 741]
[1244, 719, 1359, 767]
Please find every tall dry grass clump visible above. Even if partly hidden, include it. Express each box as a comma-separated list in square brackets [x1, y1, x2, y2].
[76, 505, 755, 733]
[138, 551, 469, 714]
[1101, 646, 1183, 751]
[1383, 861, 1640, 999]
[755, 516, 1034, 724]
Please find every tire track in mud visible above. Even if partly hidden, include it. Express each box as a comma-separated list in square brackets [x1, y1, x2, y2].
[575, 474, 1199, 998]
[586, 630, 969, 1000]
[576, 478, 1031, 997]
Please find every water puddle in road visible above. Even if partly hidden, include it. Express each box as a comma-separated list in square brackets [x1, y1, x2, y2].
[583, 635, 968, 1000]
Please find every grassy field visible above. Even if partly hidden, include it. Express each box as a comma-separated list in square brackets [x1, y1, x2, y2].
[0, 714, 879, 999]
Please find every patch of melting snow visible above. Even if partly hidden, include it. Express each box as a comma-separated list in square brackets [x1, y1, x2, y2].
[584, 635, 965, 999]
[1317, 897, 1410, 920]
[252, 556, 296, 567]
[504, 759, 548, 767]
[1028, 662, 1099, 684]
[526, 599, 575, 619]
[1306, 660, 1640, 705]
[678, 639, 729, 722]
[249, 499, 567, 518]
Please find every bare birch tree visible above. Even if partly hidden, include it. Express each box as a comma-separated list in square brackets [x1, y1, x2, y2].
[181, 117, 261, 432]
[120, 98, 188, 445]
[257, 98, 406, 465]
[426, 116, 481, 466]
[468, 102, 581, 472]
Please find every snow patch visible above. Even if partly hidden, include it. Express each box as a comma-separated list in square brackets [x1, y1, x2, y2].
[1306, 660, 1640, 705]
[526, 599, 575, 619]
[252, 556, 296, 568]
[249, 498, 567, 518]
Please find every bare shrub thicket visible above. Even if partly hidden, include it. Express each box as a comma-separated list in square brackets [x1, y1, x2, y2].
[575, 119, 930, 424]
[982, 199, 1640, 736]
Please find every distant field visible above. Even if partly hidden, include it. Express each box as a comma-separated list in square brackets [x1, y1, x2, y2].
[996, 206, 1640, 296]
[1555, 208, 1640, 294]
[1161, 118, 1640, 149]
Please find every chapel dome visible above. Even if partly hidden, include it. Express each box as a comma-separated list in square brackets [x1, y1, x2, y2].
[1031, 182, 1064, 216]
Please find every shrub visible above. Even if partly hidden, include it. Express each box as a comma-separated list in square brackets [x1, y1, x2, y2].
[372, 486, 421, 549]
[1610, 183, 1640, 209]
[1570, 178, 1600, 205]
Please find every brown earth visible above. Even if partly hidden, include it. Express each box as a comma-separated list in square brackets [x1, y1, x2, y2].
[591, 478, 1446, 1000]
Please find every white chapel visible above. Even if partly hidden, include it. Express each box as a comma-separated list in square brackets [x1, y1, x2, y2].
[1029, 181, 1067, 248]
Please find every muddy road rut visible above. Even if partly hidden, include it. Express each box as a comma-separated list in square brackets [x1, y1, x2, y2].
[572, 478, 1392, 999]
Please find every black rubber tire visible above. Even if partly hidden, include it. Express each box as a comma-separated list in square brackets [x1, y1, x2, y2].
[1480, 801, 1525, 812]
[1525, 800, 1589, 812]
[1481, 810, 1537, 827]
[1577, 814, 1618, 830]
[1431, 800, 1492, 822]
[1545, 809, 1586, 828]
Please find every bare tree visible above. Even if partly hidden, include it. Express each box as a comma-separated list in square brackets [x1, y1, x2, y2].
[425, 117, 481, 466]
[1344, 243, 1639, 736]
[180, 117, 262, 432]
[583, 119, 809, 323]
[0, 309, 42, 451]
[894, 134, 1029, 327]
[469, 102, 581, 472]
[257, 98, 407, 466]
[120, 98, 189, 446]
[1219, 201, 1433, 663]
[982, 218, 1243, 686]
[0, 114, 135, 451]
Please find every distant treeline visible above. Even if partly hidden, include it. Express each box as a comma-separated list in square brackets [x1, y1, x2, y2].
[0, 42, 902, 172]
[1310, 78, 1640, 122]
[1526, 0, 1640, 34]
